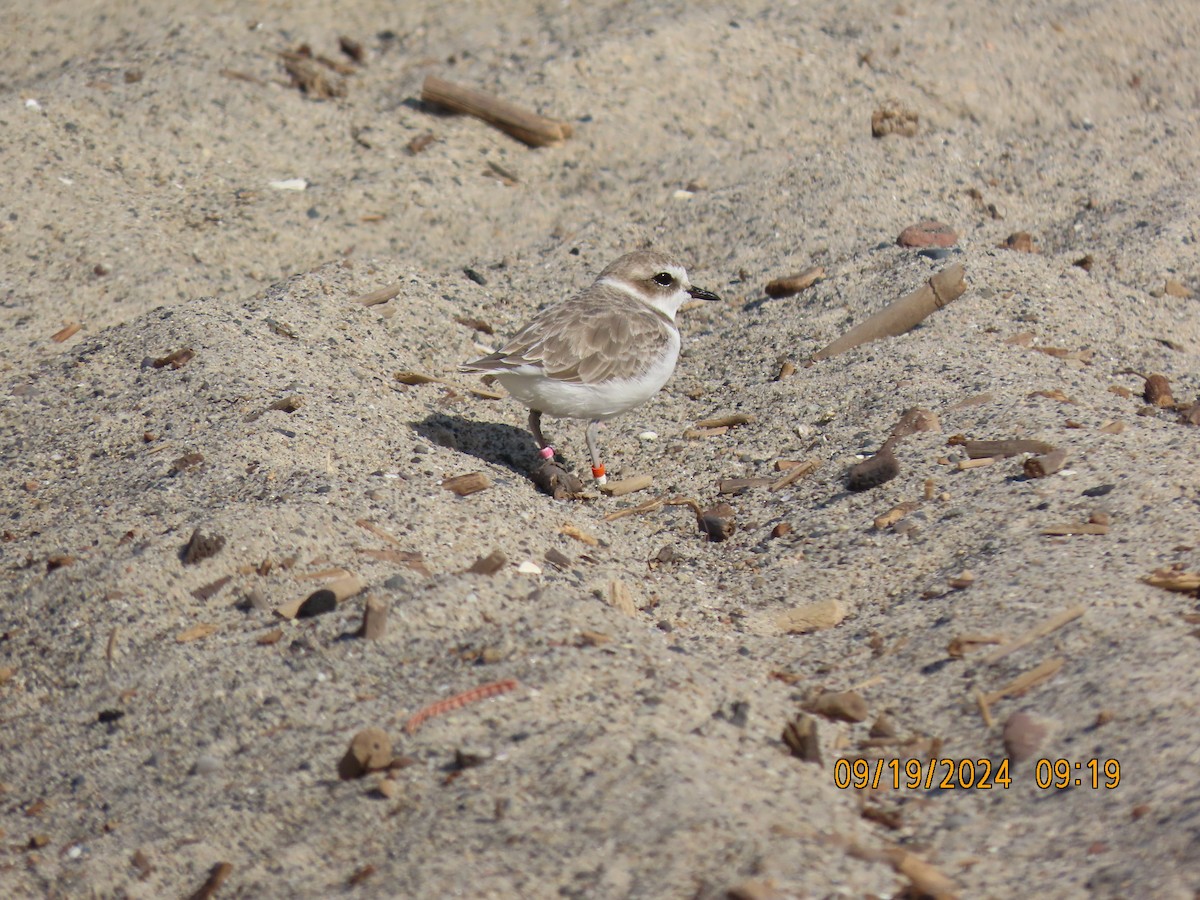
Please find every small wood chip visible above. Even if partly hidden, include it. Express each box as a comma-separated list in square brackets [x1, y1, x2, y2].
[1042, 523, 1109, 536]
[599, 474, 653, 497]
[956, 438, 1055, 459]
[717, 477, 776, 494]
[770, 459, 820, 491]
[359, 596, 389, 640]
[983, 657, 1065, 706]
[269, 394, 304, 413]
[190, 575, 232, 601]
[764, 266, 825, 298]
[406, 132, 437, 155]
[873, 500, 919, 530]
[152, 347, 195, 369]
[466, 550, 507, 575]
[777, 599, 845, 634]
[694, 412, 755, 429]
[181, 529, 225, 565]
[1098, 420, 1125, 434]
[170, 452, 205, 475]
[188, 862, 233, 900]
[956, 455, 1001, 470]
[985, 606, 1084, 664]
[685, 425, 728, 438]
[396, 370, 442, 385]
[777, 361, 797, 380]
[806, 690, 868, 723]
[560, 524, 599, 546]
[1000, 231, 1037, 252]
[50, 322, 82, 343]
[348, 864, 377, 887]
[354, 283, 402, 306]
[1144, 567, 1200, 594]
[882, 848, 957, 900]
[946, 633, 1003, 658]
[606, 579, 638, 616]
[1030, 388, 1074, 403]
[782, 712, 822, 763]
[1024, 448, 1067, 478]
[338, 728, 393, 780]
[441, 472, 492, 496]
[256, 628, 284, 646]
[1164, 278, 1194, 298]
[175, 623, 219, 643]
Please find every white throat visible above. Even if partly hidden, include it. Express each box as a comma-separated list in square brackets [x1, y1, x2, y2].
[597, 276, 689, 322]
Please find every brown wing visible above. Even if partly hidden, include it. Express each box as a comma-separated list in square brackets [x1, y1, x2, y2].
[461, 287, 673, 385]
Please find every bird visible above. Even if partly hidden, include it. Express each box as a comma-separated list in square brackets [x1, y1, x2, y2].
[460, 250, 720, 485]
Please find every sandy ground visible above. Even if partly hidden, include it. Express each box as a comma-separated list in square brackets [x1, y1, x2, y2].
[3, 1, 1200, 897]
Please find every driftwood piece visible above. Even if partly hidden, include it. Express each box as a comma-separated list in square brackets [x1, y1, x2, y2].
[812, 264, 966, 360]
[421, 75, 572, 148]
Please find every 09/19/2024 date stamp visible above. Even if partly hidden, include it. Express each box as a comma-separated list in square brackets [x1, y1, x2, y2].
[833, 757, 1121, 791]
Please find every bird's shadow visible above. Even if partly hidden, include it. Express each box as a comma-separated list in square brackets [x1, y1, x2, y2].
[414, 413, 581, 479]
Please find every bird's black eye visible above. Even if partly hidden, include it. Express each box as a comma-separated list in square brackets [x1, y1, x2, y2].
[653, 272, 674, 286]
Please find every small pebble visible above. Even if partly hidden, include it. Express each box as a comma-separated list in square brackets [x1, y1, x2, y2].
[807, 690, 868, 723]
[897, 221, 958, 248]
[517, 560, 543, 575]
[192, 754, 221, 776]
[339, 727, 393, 780]
[1002, 712, 1048, 762]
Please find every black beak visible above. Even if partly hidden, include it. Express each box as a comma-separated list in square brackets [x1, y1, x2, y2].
[688, 286, 721, 302]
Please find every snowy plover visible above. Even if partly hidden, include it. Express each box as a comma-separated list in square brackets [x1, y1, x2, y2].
[460, 250, 720, 485]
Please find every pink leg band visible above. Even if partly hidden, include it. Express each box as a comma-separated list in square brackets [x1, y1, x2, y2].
[539, 446, 555, 460]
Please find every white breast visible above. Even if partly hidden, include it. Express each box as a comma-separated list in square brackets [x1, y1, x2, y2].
[497, 329, 681, 421]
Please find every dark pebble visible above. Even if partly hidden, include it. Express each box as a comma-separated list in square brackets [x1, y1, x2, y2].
[917, 247, 955, 260]
[1082, 484, 1115, 497]
[181, 528, 225, 564]
[97, 709, 125, 724]
[920, 658, 954, 675]
[296, 589, 338, 618]
[463, 267, 487, 285]
[846, 448, 900, 491]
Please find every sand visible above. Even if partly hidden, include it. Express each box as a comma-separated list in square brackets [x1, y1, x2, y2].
[2, 1, 1199, 897]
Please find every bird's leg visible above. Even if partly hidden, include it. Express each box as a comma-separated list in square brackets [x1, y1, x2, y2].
[529, 410, 555, 461]
[585, 420, 607, 484]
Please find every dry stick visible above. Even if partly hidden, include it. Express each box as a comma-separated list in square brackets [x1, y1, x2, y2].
[188, 862, 234, 900]
[356, 518, 403, 546]
[960, 438, 1055, 459]
[765, 266, 825, 298]
[769, 459, 820, 491]
[812, 263, 966, 360]
[985, 606, 1085, 664]
[600, 474, 654, 497]
[404, 679, 519, 734]
[355, 283, 403, 306]
[421, 75, 571, 148]
[983, 657, 1065, 706]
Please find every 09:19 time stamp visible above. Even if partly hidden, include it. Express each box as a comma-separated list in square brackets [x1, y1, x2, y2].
[833, 757, 1121, 791]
